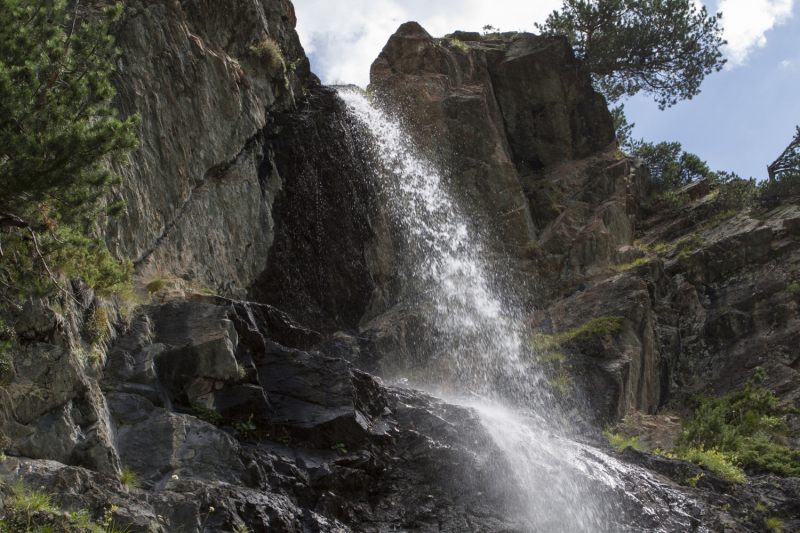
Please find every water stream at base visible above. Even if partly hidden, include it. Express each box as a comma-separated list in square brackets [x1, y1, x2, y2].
[337, 88, 707, 532]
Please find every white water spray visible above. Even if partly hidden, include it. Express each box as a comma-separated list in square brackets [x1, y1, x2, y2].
[337, 88, 709, 533]
[338, 89, 540, 401]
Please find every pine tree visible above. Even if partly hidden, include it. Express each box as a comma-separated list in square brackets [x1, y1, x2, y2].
[626, 139, 712, 191]
[0, 0, 138, 308]
[535, 0, 726, 109]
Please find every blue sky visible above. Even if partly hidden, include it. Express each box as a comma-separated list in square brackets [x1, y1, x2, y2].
[295, 0, 798, 181]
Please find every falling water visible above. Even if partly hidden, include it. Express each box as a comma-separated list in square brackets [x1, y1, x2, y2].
[337, 88, 545, 406]
[337, 88, 709, 533]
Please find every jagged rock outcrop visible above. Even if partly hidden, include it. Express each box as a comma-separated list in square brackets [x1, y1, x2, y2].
[0, 342, 119, 477]
[369, 23, 615, 253]
[101, 0, 395, 333]
[0, 295, 758, 533]
[105, 0, 317, 296]
[358, 23, 654, 421]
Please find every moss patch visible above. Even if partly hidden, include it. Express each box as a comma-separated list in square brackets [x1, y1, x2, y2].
[612, 257, 649, 274]
[529, 316, 625, 351]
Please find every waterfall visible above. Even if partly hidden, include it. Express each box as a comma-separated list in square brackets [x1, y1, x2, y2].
[337, 88, 544, 406]
[337, 88, 711, 533]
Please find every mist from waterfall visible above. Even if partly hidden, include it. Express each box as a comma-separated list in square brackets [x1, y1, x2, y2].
[337, 87, 621, 532]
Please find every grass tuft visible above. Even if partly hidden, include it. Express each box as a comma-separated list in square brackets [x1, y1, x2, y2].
[250, 38, 284, 71]
[119, 466, 141, 490]
[529, 316, 625, 351]
[145, 279, 167, 294]
[766, 516, 785, 532]
[606, 431, 646, 452]
[612, 257, 649, 274]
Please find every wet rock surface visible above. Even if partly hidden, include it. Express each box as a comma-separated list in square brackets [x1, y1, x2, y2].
[3, 293, 798, 532]
[246, 87, 395, 333]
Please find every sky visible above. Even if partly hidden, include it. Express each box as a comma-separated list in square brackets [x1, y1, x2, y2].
[294, 0, 799, 181]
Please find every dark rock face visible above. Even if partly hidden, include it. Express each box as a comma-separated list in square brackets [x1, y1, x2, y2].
[486, 34, 615, 174]
[148, 303, 240, 403]
[106, 0, 318, 294]
[247, 88, 395, 333]
[370, 22, 615, 249]
[0, 343, 119, 477]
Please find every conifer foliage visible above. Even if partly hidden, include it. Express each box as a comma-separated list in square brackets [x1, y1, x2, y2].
[0, 0, 137, 307]
[535, 0, 726, 109]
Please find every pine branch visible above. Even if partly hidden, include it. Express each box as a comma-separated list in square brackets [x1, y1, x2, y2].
[27, 227, 83, 307]
[34, 0, 81, 110]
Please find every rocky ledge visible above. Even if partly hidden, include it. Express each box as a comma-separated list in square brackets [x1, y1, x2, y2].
[4, 289, 795, 532]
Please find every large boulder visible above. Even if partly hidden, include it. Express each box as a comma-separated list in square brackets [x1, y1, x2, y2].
[252, 338, 393, 449]
[0, 343, 120, 476]
[147, 303, 240, 403]
[115, 407, 247, 489]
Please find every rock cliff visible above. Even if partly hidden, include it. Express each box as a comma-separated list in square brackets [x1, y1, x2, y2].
[2, 8, 800, 533]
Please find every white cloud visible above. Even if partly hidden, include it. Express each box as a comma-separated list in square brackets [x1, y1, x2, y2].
[294, 0, 562, 86]
[780, 59, 793, 68]
[294, 0, 796, 84]
[716, 0, 794, 66]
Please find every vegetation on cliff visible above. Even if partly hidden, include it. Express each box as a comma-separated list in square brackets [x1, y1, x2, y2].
[609, 368, 800, 483]
[0, 479, 127, 532]
[535, 0, 726, 109]
[675, 368, 800, 478]
[0, 0, 137, 312]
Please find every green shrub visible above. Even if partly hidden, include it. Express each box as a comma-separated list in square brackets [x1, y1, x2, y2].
[445, 38, 469, 52]
[713, 171, 757, 211]
[87, 347, 103, 367]
[85, 307, 109, 344]
[6, 480, 56, 531]
[685, 472, 704, 487]
[765, 516, 786, 532]
[736, 433, 800, 477]
[668, 447, 745, 484]
[233, 414, 256, 436]
[761, 174, 800, 199]
[606, 431, 645, 452]
[145, 279, 167, 294]
[250, 38, 283, 71]
[674, 367, 800, 478]
[191, 400, 222, 425]
[529, 316, 624, 351]
[653, 189, 691, 210]
[626, 140, 713, 194]
[0, 479, 130, 532]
